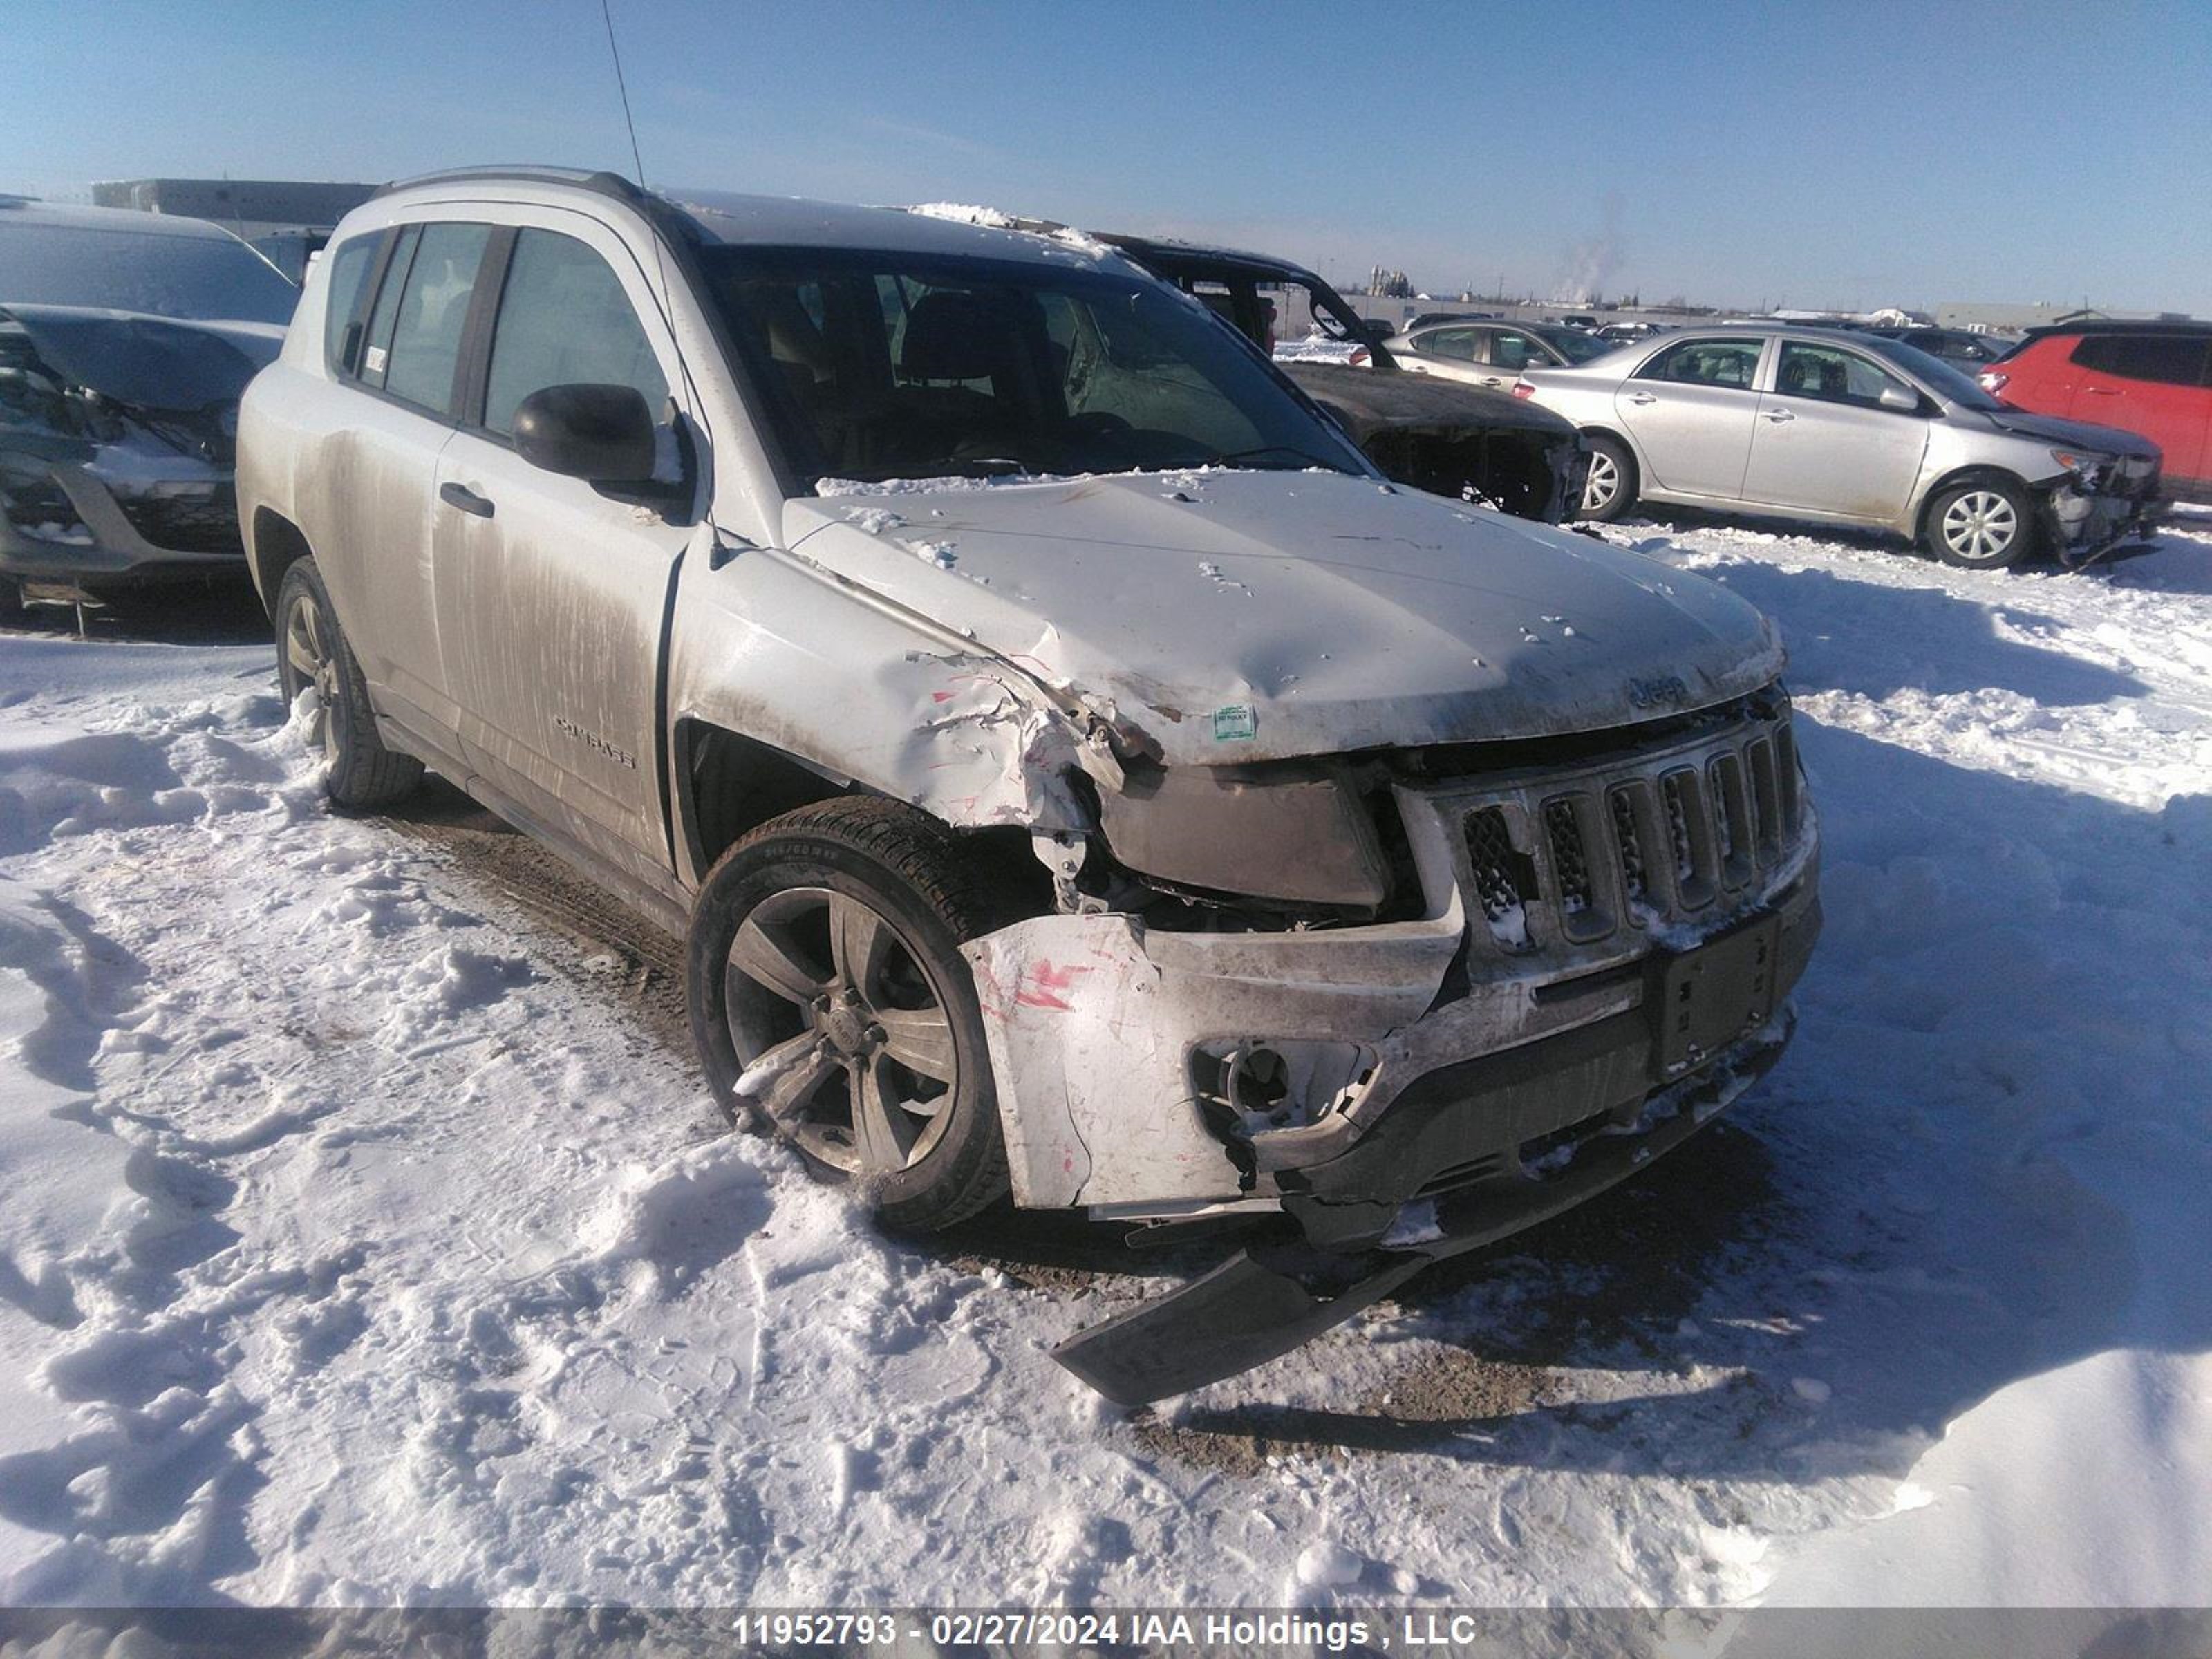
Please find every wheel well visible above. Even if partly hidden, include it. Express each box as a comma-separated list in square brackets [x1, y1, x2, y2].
[675, 721, 1053, 912]
[677, 722, 851, 874]
[1914, 466, 2033, 543]
[250, 509, 312, 619]
[1580, 425, 1636, 472]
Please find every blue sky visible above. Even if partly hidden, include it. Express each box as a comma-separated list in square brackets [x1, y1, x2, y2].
[8, 0, 2209, 312]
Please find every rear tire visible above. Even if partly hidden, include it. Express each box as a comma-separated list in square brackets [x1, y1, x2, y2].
[274, 559, 423, 808]
[687, 798, 1011, 1232]
[1577, 435, 1638, 523]
[1926, 478, 2038, 569]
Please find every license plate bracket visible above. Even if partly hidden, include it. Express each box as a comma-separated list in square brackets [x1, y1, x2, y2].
[1651, 912, 1782, 1076]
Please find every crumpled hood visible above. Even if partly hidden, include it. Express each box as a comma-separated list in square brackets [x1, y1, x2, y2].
[0, 304, 282, 413]
[784, 469, 1782, 767]
[1980, 404, 2162, 462]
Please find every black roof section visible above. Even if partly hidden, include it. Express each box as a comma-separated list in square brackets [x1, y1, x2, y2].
[2021, 317, 2209, 339]
[1098, 233, 1324, 290]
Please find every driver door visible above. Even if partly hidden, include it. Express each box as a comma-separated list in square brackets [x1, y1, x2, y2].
[429, 221, 697, 881]
[1741, 340, 1930, 521]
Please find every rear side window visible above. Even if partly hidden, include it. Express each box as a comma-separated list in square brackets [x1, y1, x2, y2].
[2069, 333, 2212, 387]
[357, 225, 416, 389]
[321, 234, 379, 376]
[1416, 328, 1477, 362]
[380, 223, 491, 416]
[1639, 337, 1763, 389]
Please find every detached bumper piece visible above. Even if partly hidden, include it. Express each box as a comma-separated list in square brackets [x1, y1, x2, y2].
[2050, 470, 2165, 571]
[1053, 1244, 1429, 1407]
[1053, 1010, 1800, 1406]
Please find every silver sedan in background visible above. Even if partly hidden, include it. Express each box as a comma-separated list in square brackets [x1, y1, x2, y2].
[1388, 318, 1615, 391]
[1517, 324, 2164, 568]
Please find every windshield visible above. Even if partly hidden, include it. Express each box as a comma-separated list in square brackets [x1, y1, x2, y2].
[700, 247, 1367, 486]
[1864, 335, 2004, 410]
[0, 220, 299, 324]
[1535, 326, 1612, 364]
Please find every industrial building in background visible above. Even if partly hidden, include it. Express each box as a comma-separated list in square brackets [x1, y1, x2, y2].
[92, 177, 376, 279]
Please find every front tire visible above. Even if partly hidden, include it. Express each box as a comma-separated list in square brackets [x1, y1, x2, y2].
[274, 559, 423, 808]
[1927, 478, 2037, 569]
[687, 798, 1011, 1232]
[1577, 434, 1638, 523]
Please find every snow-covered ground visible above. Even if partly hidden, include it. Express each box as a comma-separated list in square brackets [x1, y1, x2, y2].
[0, 512, 2207, 1613]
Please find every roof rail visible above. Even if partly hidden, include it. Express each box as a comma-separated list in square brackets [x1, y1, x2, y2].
[372, 165, 647, 203]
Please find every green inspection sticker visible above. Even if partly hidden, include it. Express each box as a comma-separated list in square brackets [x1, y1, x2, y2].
[1211, 704, 1258, 742]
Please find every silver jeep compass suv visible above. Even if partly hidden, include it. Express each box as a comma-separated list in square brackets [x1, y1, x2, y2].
[236, 168, 1821, 1400]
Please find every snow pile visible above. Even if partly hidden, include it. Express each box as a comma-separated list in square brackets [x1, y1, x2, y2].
[0, 514, 2206, 1610]
[901, 202, 1016, 231]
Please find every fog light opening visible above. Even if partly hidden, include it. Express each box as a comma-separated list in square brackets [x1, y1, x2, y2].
[1197, 1038, 1376, 1138]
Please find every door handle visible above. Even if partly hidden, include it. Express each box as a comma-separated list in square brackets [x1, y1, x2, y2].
[1627, 391, 1658, 406]
[1762, 408, 1796, 423]
[1480, 376, 1505, 387]
[440, 482, 495, 518]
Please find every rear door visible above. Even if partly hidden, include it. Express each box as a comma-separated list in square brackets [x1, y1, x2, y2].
[1741, 339, 1929, 523]
[1613, 335, 1768, 499]
[312, 221, 494, 758]
[429, 220, 696, 879]
[2065, 332, 2212, 486]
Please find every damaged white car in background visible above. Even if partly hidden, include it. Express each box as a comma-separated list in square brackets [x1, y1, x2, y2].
[236, 167, 1821, 1403]
[0, 197, 297, 603]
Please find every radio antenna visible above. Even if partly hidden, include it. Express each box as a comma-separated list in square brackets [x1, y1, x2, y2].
[601, 0, 649, 187]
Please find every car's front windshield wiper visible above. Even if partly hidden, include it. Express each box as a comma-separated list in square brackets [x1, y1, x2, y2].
[1206, 444, 1345, 472]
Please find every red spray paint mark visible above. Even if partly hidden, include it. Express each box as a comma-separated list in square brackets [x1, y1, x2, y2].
[1014, 960, 1091, 1012]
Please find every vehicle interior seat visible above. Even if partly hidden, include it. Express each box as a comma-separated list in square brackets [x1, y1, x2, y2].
[892, 290, 1046, 463]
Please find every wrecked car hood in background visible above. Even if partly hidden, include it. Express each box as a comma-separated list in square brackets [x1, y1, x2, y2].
[1285, 362, 1575, 442]
[0, 304, 282, 413]
[785, 469, 1782, 766]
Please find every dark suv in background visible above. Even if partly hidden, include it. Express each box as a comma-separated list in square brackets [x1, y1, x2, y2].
[1981, 321, 2212, 503]
[1104, 235, 1591, 523]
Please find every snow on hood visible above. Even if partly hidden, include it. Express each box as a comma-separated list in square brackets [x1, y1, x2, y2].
[0, 303, 282, 413]
[1981, 405, 2162, 462]
[786, 469, 1783, 766]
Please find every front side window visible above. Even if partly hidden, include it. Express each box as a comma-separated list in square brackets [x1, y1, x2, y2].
[1775, 342, 1914, 408]
[380, 222, 491, 416]
[2070, 333, 2212, 387]
[701, 247, 1363, 486]
[1486, 330, 1541, 371]
[1638, 337, 1763, 389]
[483, 229, 668, 437]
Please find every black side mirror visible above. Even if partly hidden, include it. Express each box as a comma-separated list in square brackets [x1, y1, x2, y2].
[512, 383, 658, 485]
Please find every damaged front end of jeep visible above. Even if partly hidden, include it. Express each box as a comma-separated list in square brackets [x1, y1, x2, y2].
[962, 683, 1821, 1404]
